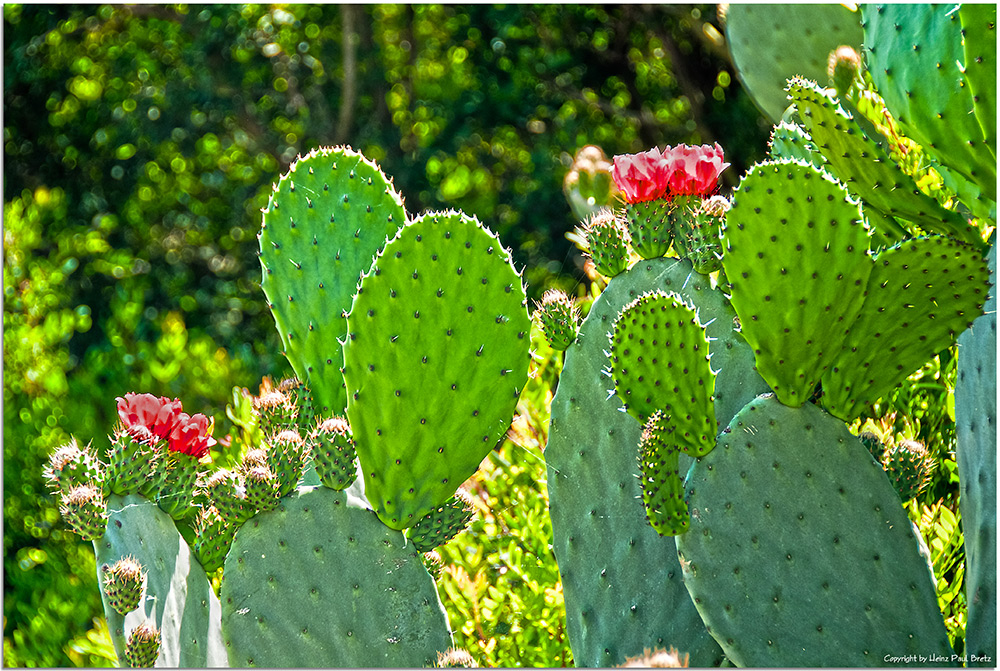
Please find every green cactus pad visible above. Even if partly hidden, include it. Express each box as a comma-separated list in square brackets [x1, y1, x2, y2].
[609, 290, 717, 455]
[788, 78, 976, 244]
[678, 395, 954, 666]
[725, 4, 864, 122]
[344, 210, 530, 530]
[862, 4, 995, 201]
[959, 4, 996, 160]
[637, 412, 689, 536]
[259, 147, 406, 416]
[625, 201, 672, 259]
[546, 257, 768, 668]
[767, 121, 827, 171]
[219, 486, 452, 667]
[956, 242, 997, 665]
[406, 491, 475, 552]
[723, 160, 872, 407]
[96, 494, 227, 667]
[821, 236, 990, 421]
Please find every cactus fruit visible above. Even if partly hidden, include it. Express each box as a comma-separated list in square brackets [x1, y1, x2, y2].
[533, 288, 581, 351]
[546, 257, 768, 667]
[43, 438, 103, 494]
[101, 556, 146, 616]
[881, 439, 934, 502]
[60, 483, 108, 541]
[582, 210, 630, 278]
[123, 622, 162, 668]
[609, 290, 716, 454]
[259, 147, 406, 416]
[155, 451, 202, 521]
[343, 209, 530, 530]
[678, 395, 954, 666]
[670, 195, 727, 275]
[723, 160, 872, 407]
[858, 430, 884, 460]
[406, 490, 475, 552]
[201, 469, 251, 526]
[219, 486, 452, 667]
[435, 647, 478, 668]
[105, 428, 163, 498]
[956, 242, 997, 665]
[242, 464, 282, 514]
[310, 416, 359, 490]
[253, 377, 298, 435]
[264, 429, 309, 498]
[619, 647, 689, 668]
[624, 200, 673, 260]
[637, 411, 688, 536]
[191, 506, 235, 573]
[724, 4, 865, 122]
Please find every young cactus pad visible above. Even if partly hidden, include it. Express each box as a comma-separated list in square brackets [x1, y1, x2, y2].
[787, 77, 974, 244]
[821, 235, 990, 421]
[546, 257, 768, 668]
[609, 290, 717, 455]
[219, 486, 452, 667]
[722, 160, 871, 407]
[95, 494, 227, 667]
[259, 147, 406, 415]
[677, 395, 953, 667]
[637, 411, 689, 536]
[343, 210, 530, 530]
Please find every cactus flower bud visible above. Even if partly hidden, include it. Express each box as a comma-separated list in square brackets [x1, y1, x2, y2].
[202, 469, 251, 526]
[193, 505, 236, 572]
[407, 489, 475, 552]
[124, 621, 161, 668]
[581, 210, 630, 278]
[882, 439, 934, 502]
[243, 464, 281, 513]
[102, 556, 146, 615]
[828, 45, 861, 99]
[60, 483, 107, 541]
[266, 430, 308, 497]
[533, 289, 581, 351]
[311, 417, 359, 491]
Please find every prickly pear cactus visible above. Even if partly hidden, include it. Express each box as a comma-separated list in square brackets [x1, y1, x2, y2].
[219, 486, 452, 667]
[546, 256, 768, 667]
[259, 147, 406, 415]
[678, 395, 954, 667]
[343, 210, 530, 530]
[956, 243, 997, 666]
[96, 494, 227, 667]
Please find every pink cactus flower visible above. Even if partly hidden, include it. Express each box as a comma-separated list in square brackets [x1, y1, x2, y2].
[167, 412, 216, 459]
[116, 393, 184, 441]
[662, 143, 729, 197]
[611, 147, 673, 204]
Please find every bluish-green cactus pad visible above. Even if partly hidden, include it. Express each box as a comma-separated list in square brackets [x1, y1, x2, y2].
[95, 494, 227, 667]
[678, 395, 954, 667]
[220, 486, 452, 667]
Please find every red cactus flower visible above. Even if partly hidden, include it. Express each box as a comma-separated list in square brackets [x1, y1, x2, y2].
[662, 143, 729, 197]
[116, 393, 183, 441]
[611, 147, 673, 204]
[167, 412, 215, 459]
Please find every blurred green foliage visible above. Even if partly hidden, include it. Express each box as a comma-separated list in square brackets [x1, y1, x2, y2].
[4, 3, 771, 666]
